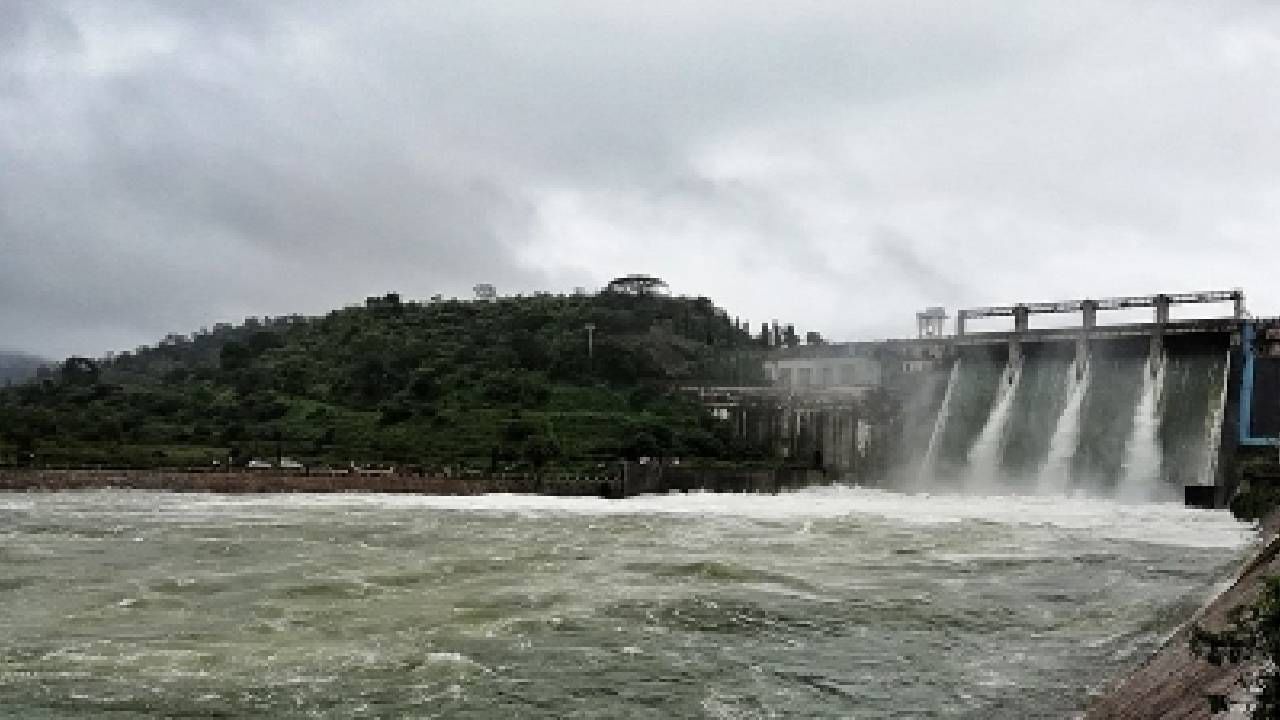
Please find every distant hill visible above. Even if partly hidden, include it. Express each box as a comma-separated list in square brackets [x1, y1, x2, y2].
[0, 291, 770, 469]
[0, 351, 48, 385]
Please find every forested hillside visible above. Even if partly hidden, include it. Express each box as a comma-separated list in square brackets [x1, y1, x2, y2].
[0, 290, 770, 469]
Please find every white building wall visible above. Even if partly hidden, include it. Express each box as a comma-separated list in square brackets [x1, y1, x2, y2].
[764, 357, 882, 389]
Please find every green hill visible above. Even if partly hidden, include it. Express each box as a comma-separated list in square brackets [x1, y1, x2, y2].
[0, 291, 770, 470]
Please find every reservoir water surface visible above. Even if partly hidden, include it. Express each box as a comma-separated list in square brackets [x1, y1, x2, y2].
[0, 488, 1255, 718]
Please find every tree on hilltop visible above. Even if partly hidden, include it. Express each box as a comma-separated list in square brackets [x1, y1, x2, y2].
[605, 274, 668, 295]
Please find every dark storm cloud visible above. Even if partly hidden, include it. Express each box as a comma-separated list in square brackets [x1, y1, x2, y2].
[3, 2, 1279, 357]
[0, 1, 544, 357]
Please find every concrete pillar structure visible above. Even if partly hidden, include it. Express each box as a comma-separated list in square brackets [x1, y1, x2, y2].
[756, 406, 772, 448]
[800, 409, 813, 464]
[956, 312, 966, 337]
[836, 410, 850, 476]
[1078, 299, 1096, 377]
[849, 410, 862, 478]
[1152, 295, 1170, 364]
[820, 410, 838, 474]
[1007, 305, 1028, 368]
[1154, 294, 1171, 325]
[778, 405, 793, 459]
[837, 407, 858, 476]
[794, 409, 805, 461]
[1013, 305, 1030, 333]
[772, 407, 785, 458]
[1082, 299, 1098, 330]
[1234, 291, 1246, 319]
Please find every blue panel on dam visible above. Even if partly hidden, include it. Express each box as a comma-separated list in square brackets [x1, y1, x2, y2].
[1239, 321, 1280, 446]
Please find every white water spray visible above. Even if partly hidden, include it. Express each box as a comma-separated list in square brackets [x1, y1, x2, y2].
[966, 359, 1023, 489]
[1037, 359, 1091, 494]
[918, 360, 961, 481]
[1198, 351, 1231, 487]
[1117, 352, 1165, 501]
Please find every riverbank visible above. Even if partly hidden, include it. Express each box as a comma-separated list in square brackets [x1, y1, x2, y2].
[0, 466, 826, 497]
[1084, 511, 1280, 718]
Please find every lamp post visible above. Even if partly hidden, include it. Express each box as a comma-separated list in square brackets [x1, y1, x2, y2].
[584, 323, 596, 359]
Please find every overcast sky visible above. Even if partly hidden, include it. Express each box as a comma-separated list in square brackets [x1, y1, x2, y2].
[3, 1, 1279, 358]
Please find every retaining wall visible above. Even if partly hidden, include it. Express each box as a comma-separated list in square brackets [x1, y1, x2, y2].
[0, 467, 829, 498]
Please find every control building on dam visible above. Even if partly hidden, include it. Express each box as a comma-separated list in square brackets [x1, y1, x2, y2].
[692, 290, 1280, 507]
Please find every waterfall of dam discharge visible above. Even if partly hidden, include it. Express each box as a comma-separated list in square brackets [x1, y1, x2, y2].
[1199, 351, 1231, 486]
[1117, 352, 1166, 501]
[965, 358, 1023, 491]
[896, 339, 1229, 502]
[1038, 359, 1090, 494]
[918, 360, 961, 481]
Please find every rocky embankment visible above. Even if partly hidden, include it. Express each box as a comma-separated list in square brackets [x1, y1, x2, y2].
[1085, 513, 1280, 719]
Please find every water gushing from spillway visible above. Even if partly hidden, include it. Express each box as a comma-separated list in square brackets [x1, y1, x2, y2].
[1199, 351, 1231, 487]
[896, 340, 1227, 502]
[1037, 359, 1090, 494]
[1117, 352, 1166, 501]
[965, 358, 1022, 490]
[918, 359, 961, 481]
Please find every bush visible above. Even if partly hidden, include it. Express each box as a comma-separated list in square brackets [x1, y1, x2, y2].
[1190, 575, 1280, 717]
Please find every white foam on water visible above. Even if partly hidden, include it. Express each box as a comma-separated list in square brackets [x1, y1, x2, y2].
[120, 486, 1258, 550]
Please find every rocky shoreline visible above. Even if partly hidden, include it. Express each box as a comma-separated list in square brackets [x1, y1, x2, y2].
[1084, 513, 1280, 719]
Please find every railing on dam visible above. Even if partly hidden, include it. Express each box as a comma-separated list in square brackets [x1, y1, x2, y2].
[955, 289, 1245, 336]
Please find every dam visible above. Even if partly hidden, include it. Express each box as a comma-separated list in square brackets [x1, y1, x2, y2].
[694, 290, 1280, 507]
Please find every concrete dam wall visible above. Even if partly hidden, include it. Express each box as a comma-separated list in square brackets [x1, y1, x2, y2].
[698, 293, 1280, 507]
[890, 335, 1231, 501]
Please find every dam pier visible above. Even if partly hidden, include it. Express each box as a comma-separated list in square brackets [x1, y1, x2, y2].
[694, 289, 1280, 507]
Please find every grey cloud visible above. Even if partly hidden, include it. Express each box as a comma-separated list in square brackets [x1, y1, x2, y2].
[2, 1, 1279, 356]
[870, 230, 967, 303]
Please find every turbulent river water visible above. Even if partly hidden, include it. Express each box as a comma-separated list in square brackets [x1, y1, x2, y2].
[0, 488, 1256, 718]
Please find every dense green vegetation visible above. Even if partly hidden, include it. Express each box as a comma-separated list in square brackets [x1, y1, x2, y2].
[1191, 575, 1280, 718]
[0, 291, 772, 470]
[1228, 451, 1280, 522]
[1196, 452, 1280, 718]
